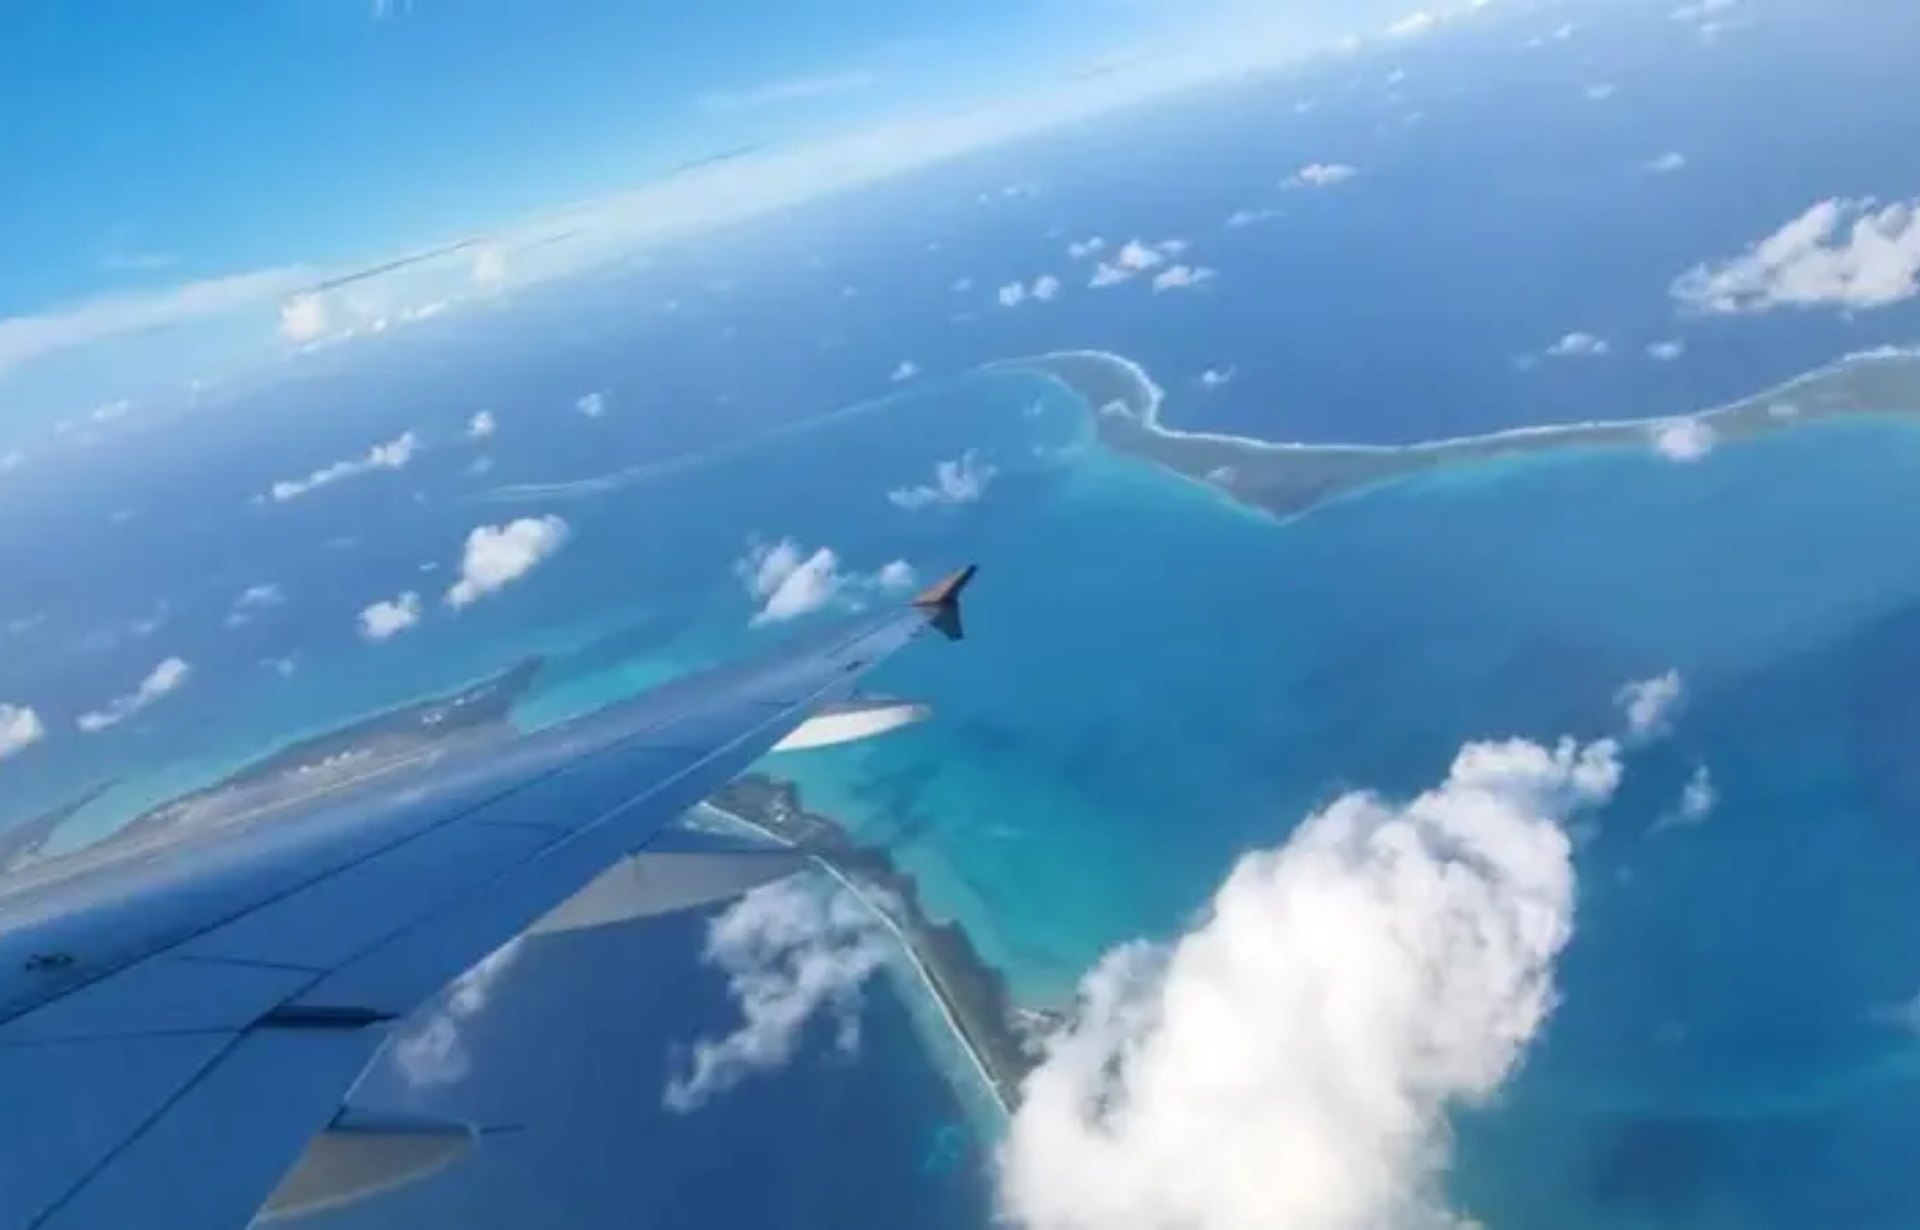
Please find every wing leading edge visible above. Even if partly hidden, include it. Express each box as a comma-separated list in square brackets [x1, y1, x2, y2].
[0, 566, 978, 1230]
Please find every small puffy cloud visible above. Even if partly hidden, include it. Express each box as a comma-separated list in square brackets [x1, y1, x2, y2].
[467, 410, 497, 440]
[1225, 207, 1280, 228]
[1199, 366, 1235, 388]
[1151, 264, 1216, 293]
[888, 449, 997, 510]
[1650, 763, 1718, 835]
[224, 583, 285, 628]
[1647, 340, 1686, 360]
[394, 939, 525, 1088]
[665, 876, 892, 1112]
[875, 560, 917, 591]
[737, 539, 849, 625]
[1617, 669, 1684, 739]
[1116, 240, 1167, 272]
[1586, 82, 1617, 101]
[1545, 331, 1610, 357]
[1674, 198, 1920, 314]
[279, 294, 329, 343]
[576, 391, 608, 418]
[999, 736, 1621, 1230]
[1066, 237, 1107, 259]
[359, 593, 423, 641]
[269, 431, 419, 502]
[1089, 240, 1185, 289]
[1287, 162, 1359, 188]
[1644, 151, 1688, 174]
[447, 516, 570, 609]
[1679, 764, 1717, 823]
[890, 360, 919, 382]
[1672, 0, 1740, 37]
[1000, 276, 1060, 307]
[1649, 417, 1717, 462]
[77, 657, 191, 733]
[0, 704, 45, 762]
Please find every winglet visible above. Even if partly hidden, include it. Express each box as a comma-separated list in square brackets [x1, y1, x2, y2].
[911, 564, 978, 642]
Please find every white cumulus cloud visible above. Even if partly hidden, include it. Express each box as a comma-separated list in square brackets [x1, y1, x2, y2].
[1199, 366, 1235, 388]
[1644, 151, 1688, 175]
[1679, 764, 1717, 823]
[1649, 417, 1717, 462]
[1031, 274, 1063, 301]
[888, 449, 998, 510]
[1152, 264, 1217, 293]
[1545, 331, 1610, 358]
[359, 593, 423, 642]
[224, 583, 285, 628]
[1647, 340, 1686, 361]
[268, 431, 419, 502]
[1067, 237, 1107, 259]
[77, 657, 191, 734]
[447, 516, 570, 609]
[890, 360, 919, 382]
[998, 282, 1028, 308]
[1288, 162, 1359, 188]
[576, 391, 608, 418]
[666, 875, 892, 1113]
[1617, 669, 1684, 739]
[0, 704, 45, 762]
[737, 539, 849, 625]
[467, 410, 497, 440]
[1674, 198, 1920, 314]
[876, 560, 918, 591]
[998, 735, 1622, 1230]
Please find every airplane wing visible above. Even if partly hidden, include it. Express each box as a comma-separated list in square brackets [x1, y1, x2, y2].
[0, 566, 978, 1230]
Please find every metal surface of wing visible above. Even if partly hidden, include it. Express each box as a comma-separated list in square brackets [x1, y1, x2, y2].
[0, 567, 977, 1230]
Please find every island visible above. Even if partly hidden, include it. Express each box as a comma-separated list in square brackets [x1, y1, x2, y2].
[991, 346, 1920, 521]
[3, 659, 548, 885]
[705, 773, 1055, 1114]
[0, 780, 119, 872]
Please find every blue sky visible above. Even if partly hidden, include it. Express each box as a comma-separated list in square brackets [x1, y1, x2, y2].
[0, 0, 1430, 368]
